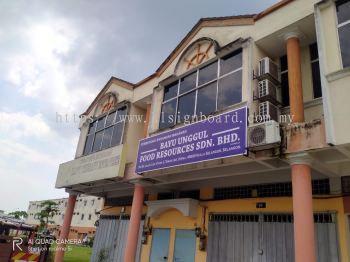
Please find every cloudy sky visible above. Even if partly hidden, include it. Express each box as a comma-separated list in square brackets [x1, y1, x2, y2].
[0, 0, 277, 213]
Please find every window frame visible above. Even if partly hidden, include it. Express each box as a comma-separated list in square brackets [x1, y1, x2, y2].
[309, 43, 322, 99]
[336, 0, 350, 68]
[160, 49, 243, 129]
[280, 55, 290, 107]
[83, 104, 128, 156]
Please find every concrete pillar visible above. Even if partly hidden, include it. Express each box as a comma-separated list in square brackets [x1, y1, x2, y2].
[286, 34, 316, 262]
[289, 155, 316, 262]
[123, 103, 151, 262]
[286, 35, 305, 123]
[54, 193, 77, 262]
[124, 185, 145, 262]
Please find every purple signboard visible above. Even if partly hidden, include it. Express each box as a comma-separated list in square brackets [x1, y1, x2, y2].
[135, 106, 247, 173]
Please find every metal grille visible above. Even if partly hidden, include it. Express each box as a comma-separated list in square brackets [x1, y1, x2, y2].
[207, 212, 339, 262]
[157, 190, 200, 200]
[104, 195, 149, 207]
[249, 126, 266, 145]
[312, 179, 330, 194]
[209, 213, 259, 222]
[209, 213, 336, 224]
[214, 180, 330, 200]
[341, 176, 350, 194]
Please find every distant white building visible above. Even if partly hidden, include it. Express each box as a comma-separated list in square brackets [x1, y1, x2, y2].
[26, 195, 104, 240]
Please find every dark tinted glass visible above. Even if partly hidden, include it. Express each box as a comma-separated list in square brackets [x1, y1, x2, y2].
[105, 112, 116, 126]
[280, 55, 288, 72]
[217, 71, 242, 110]
[177, 91, 196, 123]
[163, 82, 178, 101]
[101, 126, 113, 149]
[96, 116, 106, 131]
[220, 50, 242, 76]
[309, 43, 319, 61]
[111, 122, 124, 146]
[198, 61, 218, 86]
[83, 135, 94, 155]
[88, 121, 96, 135]
[116, 106, 127, 122]
[339, 23, 350, 67]
[281, 73, 290, 106]
[336, 0, 350, 24]
[196, 81, 217, 116]
[159, 99, 177, 129]
[311, 61, 322, 98]
[92, 131, 103, 152]
[179, 72, 196, 94]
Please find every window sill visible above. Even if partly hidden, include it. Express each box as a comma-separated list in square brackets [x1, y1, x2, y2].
[326, 67, 350, 82]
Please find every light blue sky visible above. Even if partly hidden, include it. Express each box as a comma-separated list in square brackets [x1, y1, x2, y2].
[0, 0, 277, 213]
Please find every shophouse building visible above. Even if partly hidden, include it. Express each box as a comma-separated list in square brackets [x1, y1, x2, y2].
[54, 0, 350, 261]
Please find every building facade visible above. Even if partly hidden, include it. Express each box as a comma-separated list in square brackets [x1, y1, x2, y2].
[54, 0, 350, 261]
[26, 195, 103, 240]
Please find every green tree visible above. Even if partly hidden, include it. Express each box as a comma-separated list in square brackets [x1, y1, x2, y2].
[8, 211, 28, 219]
[34, 200, 59, 231]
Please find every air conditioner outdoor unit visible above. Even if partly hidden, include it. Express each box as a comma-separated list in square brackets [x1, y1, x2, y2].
[248, 120, 281, 149]
[258, 57, 279, 83]
[258, 101, 280, 123]
[258, 79, 280, 103]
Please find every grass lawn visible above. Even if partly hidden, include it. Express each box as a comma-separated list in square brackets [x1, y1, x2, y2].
[48, 244, 92, 262]
[63, 245, 92, 262]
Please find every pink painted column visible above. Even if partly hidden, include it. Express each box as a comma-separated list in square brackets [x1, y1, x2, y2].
[286, 33, 316, 262]
[289, 156, 316, 262]
[124, 185, 145, 262]
[54, 193, 77, 262]
[123, 103, 151, 262]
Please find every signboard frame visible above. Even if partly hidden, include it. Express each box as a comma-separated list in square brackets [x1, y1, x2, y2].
[135, 105, 248, 173]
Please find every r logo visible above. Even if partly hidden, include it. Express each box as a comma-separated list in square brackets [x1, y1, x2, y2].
[12, 237, 23, 251]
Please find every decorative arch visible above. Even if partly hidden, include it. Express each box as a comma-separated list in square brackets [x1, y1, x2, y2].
[174, 37, 220, 75]
[145, 198, 199, 218]
[93, 91, 118, 117]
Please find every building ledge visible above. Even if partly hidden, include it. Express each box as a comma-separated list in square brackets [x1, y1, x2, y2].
[282, 119, 329, 154]
[326, 67, 350, 82]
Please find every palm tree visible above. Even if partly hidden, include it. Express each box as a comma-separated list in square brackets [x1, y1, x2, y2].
[8, 211, 28, 219]
[34, 200, 59, 231]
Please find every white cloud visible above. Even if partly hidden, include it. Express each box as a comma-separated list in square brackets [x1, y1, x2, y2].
[0, 139, 58, 167]
[0, 0, 279, 213]
[0, 111, 51, 139]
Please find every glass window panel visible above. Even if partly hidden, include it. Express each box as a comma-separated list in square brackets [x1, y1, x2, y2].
[116, 106, 127, 123]
[111, 122, 124, 146]
[96, 116, 106, 131]
[281, 73, 290, 106]
[163, 82, 178, 101]
[280, 55, 288, 72]
[83, 135, 94, 155]
[217, 71, 242, 110]
[105, 112, 116, 126]
[220, 50, 242, 76]
[196, 81, 217, 116]
[177, 91, 196, 123]
[198, 61, 218, 86]
[101, 126, 114, 150]
[339, 23, 350, 67]
[309, 43, 319, 61]
[311, 61, 322, 98]
[88, 121, 97, 135]
[159, 99, 176, 129]
[179, 72, 196, 94]
[92, 131, 104, 152]
[336, 0, 350, 24]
